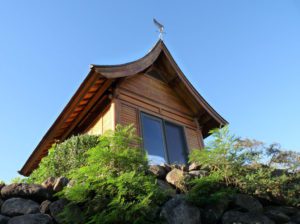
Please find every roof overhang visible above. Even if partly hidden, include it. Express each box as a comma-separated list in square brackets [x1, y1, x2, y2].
[19, 40, 228, 176]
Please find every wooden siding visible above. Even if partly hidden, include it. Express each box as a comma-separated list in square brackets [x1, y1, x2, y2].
[119, 103, 140, 135]
[85, 102, 115, 135]
[116, 74, 203, 151]
[185, 127, 203, 152]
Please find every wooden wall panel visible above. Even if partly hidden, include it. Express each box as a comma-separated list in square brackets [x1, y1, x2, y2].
[116, 74, 204, 152]
[119, 103, 139, 135]
[85, 102, 115, 135]
[119, 74, 193, 116]
[185, 127, 202, 152]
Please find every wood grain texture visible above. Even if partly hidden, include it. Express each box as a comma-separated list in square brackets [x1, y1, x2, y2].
[86, 102, 115, 135]
[116, 74, 203, 152]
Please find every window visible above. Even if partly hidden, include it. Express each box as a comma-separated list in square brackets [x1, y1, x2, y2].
[140, 112, 188, 165]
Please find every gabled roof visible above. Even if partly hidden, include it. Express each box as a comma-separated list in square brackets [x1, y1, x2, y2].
[20, 40, 228, 176]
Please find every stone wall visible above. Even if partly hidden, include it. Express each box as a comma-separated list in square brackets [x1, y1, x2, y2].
[0, 177, 68, 224]
[0, 167, 299, 224]
[150, 164, 300, 224]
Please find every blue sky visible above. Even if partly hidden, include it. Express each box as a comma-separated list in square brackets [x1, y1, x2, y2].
[0, 1, 300, 182]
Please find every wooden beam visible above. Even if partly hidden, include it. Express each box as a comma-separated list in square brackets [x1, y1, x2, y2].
[60, 79, 114, 140]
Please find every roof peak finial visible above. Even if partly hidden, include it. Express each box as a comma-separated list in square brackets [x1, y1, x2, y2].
[153, 18, 165, 40]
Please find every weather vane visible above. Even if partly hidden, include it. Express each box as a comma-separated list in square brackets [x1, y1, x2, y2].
[153, 18, 165, 40]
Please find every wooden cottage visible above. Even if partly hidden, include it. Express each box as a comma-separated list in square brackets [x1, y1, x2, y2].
[20, 40, 228, 176]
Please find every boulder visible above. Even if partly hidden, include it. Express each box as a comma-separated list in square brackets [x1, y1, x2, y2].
[0, 215, 9, 224]
[53, 177, 69, 192]
[49, 199, 68, 223]
[8, 214, 53, 224]
[265, 206, 299, 217]
[41, 177, 56, 191]
[0, 199, 4, 209]
[188, 163, 201, 171]
[0, 184, 5, 192]
[179, 164, 188, 172]
[166, 168, 190, 192]
[161, 163, 172, 172]
[203, 199, 229, 224]
[1, 184, 51, 202]
[40, 200, 52, 214]
[156, 180, 176, 197]
[188, 170, 208, 178]
[234, 194, 263, 212]
[264, 208, 290, 224]
[149, 165, 167, 179]
[160, 196, 201, 224]
[222, 210, 275, 224]
[49, 199, 83, 224]
[291, 212, 300, 223]
[1, 198, 40, 217]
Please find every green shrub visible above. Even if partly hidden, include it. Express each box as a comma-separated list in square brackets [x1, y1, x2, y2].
[188, 126, 300, 207]
[27, 134, 99, 183]
[187, 172, 236, 207]
[10, 176, 26, 184]
[59, 125, 167, 224]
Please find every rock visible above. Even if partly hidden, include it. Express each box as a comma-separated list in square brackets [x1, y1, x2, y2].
[49, 199, 83, 224]
[203, 199, 229, 224]
[188, 170, 208, 178]
[291, 212, 300, 223]
[1, 198, 40, 217]
[53, 177, 69, 192]
[160, 196, 201, 224]
[157, 180, 176, 197]
[8, 214, 53, 224]
[40, 200, 52, 214]
[265, 206, 299, 217]
[166, 168, 190, 192]
[149, 165, 167, 179]
[264, 208, 290, 224]
[188, 162, 201, 171]
[1, 184, 51, 202]
[161, 163, 172, 172]
[41, 177, 56, 191]
[234, 194, 263, 212]
[222, 211, 275, 224]
[0, 199, 4, 209]
[179, 164, 188, 172]
[49, 199, 68, 223]
[0, 215, 9, 224]
[0, 184, 5, 192]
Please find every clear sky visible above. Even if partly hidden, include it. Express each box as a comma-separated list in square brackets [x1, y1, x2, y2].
[0, 1, 300, 182]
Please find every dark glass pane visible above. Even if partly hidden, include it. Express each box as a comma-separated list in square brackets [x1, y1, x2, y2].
[141, 114, 166, 164]
[165, 122, 187, 164]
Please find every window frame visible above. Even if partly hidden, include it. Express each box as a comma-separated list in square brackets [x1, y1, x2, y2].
[140, 112, 188, 164]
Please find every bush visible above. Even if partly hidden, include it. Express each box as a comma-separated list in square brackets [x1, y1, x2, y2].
[27, 134, 99, 183]
[188, 126, 300, 207]
[59, 125, 167, 224]
[187, 173, 236, 207]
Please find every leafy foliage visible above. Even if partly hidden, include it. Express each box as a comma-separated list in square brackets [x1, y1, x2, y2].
[188, 126, 300, 207]
[10, 176, 26, 184]
[27, 134, 99, 183]
[59, 125, 167, 224]
[187, 172, 236, 207]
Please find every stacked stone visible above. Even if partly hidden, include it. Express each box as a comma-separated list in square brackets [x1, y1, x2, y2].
[0, 166, 299, 224]
[149, 163, 300, 224]
[0, 177, 68, 224]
